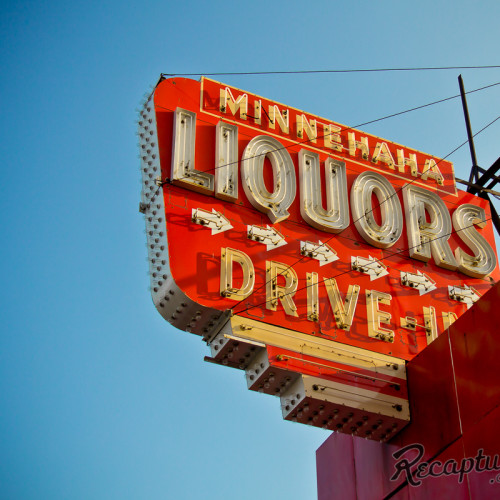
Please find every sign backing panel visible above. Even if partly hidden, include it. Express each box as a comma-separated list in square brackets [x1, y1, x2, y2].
[138, 76, 499, 439]
[143, 76, 499, 361]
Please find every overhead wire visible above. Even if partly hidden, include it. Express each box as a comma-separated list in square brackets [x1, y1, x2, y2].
[344, 81, 500, 130]
[141, 75, 500, 313]
[153, 80, 500, 179]
[145, 76, 500, 212]
[149, 85, 500, 224]
[439, 115, 500, 159]
[231, 214, 494, 317]
[155, 107, 498, 309]
[230, 113, 500, 314]
[162, 65, 500, 77]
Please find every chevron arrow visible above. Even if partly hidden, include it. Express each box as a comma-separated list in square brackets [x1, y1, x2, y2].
[400, 271, 437, 295]
[351, 255, 389, 281]
[247, 225, 287, 250]
[191, 208, 233, 235]
[300, 241, 339, 266]
[448, 285, 481, 309]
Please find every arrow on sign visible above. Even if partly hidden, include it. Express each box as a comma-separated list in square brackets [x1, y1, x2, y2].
[400, 271, 437, 295]
[448, 285, 481, 309]
[191, 208, 233, 235]
[300, 241, 339, 266]
[247, 225, 287, 250]
[351, 255, 389, 281]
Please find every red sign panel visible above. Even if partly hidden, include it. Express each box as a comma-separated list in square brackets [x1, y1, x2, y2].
[138, 76, 498, 438]
[140, 76, 498, 361]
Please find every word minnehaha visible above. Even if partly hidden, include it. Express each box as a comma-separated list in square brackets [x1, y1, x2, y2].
[217, 86, 446, 186]
[171, 107, 497, 279]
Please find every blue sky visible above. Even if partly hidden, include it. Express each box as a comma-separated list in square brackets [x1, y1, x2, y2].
[1, 1, 499, 499]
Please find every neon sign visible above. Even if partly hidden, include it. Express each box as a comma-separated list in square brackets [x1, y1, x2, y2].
[138, 77, 499, 440]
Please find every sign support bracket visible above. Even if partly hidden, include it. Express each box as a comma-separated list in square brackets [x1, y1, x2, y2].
[458, 75, 500, 237]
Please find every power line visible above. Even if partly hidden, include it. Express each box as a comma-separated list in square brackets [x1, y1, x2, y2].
[349, 81, 500, 129]
[162, 65, 500, 77]
[147, 78, 500, 248]
[231, 216, 494, 317]
[154, 80, 500, 178]
[147, 86, 500, 304]
[442, 115, 500, 159]
[230, 113, 500, 314]
[142, 79, 500, 313]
